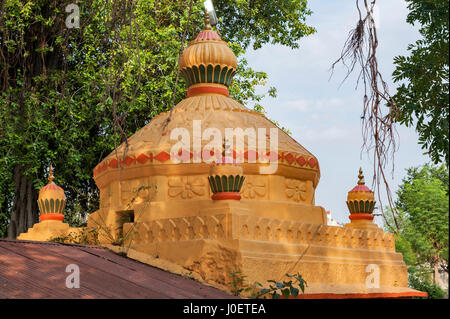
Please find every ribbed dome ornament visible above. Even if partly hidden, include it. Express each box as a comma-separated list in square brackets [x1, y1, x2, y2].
[37, 165, 66, 221]
[178, 10, 237, 97]
[208, 140, 245, 200]
[346, 168, 376, 221]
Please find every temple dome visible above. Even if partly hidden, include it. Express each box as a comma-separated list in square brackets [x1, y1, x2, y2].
[94, 94, 319, 186]
[93, 23, 320, 193]
[346, 168, 374, 202]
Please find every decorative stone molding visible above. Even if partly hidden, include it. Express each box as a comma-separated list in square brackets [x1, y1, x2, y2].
[128, 215, 230, 244]
[94, 149, 319, 177]
[126, 214, 395, 252]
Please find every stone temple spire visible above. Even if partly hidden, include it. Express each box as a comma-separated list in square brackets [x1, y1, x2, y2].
[48, 164, 55, 183]
[357, 167, 365, 185]
[204, 9, 212, 30]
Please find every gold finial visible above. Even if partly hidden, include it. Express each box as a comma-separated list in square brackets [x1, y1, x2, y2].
[204, 9, 212, 30]
[357, 167, 365, 185]
[222, 138, 231, 158]
[221, 138, 226, 158]
[48, 165, 54, 183]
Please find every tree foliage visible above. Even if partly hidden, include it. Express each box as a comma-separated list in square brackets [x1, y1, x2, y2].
[384, 164, 449, 297]
[392, 0, 449, 166]
[0, 0, 315, 237]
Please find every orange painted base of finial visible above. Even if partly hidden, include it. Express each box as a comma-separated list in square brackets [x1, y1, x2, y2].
[187, 86, 229, 97]
[349, 213, 374, 221]
[39, 213, 65, 221]
[211, 192, 241, 200]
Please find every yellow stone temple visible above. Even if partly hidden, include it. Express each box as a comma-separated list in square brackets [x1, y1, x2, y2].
[17, 15, 427, 298]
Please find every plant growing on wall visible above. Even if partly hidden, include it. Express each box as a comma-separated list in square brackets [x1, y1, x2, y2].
[252, 273, 308, 299]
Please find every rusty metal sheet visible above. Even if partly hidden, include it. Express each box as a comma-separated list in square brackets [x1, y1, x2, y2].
[0, 239, 236, 299]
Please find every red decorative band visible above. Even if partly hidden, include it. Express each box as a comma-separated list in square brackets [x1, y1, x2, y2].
[211, 192, 241, 201]
[187, 86, 229, 97]
[196, 30, 222, 41]
[349, 213, 374, 221]
[39, 213, 64, 221]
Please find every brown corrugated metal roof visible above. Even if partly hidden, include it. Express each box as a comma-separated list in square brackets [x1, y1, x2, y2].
[0, 239, 236, 299]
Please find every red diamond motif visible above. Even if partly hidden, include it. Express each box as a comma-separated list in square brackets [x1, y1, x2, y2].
[285, 153, 295, 164]
[244, 150, 258, 161]
[155, 151, 171, 162]
[137, 154, 149, 164]
[297, 156, 306, 166]
[108, 158, 118, 168]
[124, 156, 136, 166]
[265, 151, 278, 161]
[308, 157, 317, 168]
[176, 149, 191, 161]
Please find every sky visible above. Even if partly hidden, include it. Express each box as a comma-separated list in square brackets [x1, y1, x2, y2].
[244, 0, 429, 225]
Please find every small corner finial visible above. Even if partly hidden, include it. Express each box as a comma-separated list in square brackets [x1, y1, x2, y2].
[48, 164, 54, 183]
[204, 9, 212, 30]
[357, 167, 365, 185]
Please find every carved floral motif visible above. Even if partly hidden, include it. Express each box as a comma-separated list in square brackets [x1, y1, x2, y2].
[168, 176, 206, 199]
[242, 177, 266, 199]
[285, 179, 308, 202]
[121, 178, 153, 205]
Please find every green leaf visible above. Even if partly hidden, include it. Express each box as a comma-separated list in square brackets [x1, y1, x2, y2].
[275, 282, 285, 289]
[282, 288, 290, 299]
[290, 286, 299, 297]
